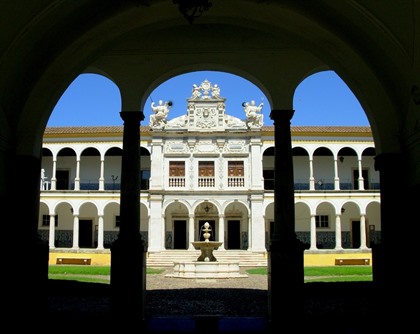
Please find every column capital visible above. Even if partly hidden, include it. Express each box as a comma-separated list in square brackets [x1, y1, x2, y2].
[120, 111, 145, 123]
[269, 109, 295, 123]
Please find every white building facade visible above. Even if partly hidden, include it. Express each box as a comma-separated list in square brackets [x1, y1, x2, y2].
[39, 81, 380, 265]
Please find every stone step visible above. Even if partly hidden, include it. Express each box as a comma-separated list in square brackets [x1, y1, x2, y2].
[147, 250, 268, 267]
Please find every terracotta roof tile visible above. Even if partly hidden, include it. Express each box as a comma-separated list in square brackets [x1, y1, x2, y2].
[44, 125, 372, 136]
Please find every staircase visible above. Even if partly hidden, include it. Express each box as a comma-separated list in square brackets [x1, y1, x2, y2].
[146, 249, 268, 268]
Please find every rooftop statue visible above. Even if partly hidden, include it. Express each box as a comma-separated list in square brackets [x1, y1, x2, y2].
[190, 79, 222, 100]
[150, 100, 172, 128]
[243, 100, 264, 128]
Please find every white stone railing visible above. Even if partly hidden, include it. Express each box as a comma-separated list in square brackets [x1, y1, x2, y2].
[227, 177, 244, 187]
[198, 177, 215, 187]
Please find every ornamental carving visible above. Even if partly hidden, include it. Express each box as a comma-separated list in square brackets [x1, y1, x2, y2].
[164, 142, 190, 154]
[222, 140, 248, 154]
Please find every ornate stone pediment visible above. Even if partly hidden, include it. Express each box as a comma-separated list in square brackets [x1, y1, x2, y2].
[157, 80, 248, 132]
[222, 140, 248, 156]
[192, 140, 219, 156]
[164, 141, 190, 155]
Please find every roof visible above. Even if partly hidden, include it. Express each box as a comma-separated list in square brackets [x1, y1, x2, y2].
[43, 125, 372, 139]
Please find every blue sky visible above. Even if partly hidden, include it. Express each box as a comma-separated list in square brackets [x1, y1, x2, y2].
[47, 70, 370, 127]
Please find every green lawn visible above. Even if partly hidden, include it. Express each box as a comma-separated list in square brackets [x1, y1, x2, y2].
[48, 265, 372, 284]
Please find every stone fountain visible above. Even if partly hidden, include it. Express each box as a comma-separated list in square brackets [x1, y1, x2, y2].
[166, 222, 247, 279]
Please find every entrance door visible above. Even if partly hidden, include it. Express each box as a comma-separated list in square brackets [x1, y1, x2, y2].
[351, 220, 361, 248]
[199, 220, 216, 241]
[174, 220, 187, 249]
[56, 170, 70, 190]
[227, 220, 241, 249]
[79, 219, 93, 248]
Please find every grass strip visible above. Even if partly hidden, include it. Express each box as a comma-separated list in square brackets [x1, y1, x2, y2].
[48, 265, 373, 284]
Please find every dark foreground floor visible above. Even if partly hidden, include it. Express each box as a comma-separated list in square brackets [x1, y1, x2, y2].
[47, 279, 377, 333]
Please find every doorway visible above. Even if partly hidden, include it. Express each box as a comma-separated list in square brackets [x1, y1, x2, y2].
[227, 220, 241, 249]
[351, 220, 361, 248]
[56, 170, 70, 190]
[79, 219, 93, 248]
[174, 220, 187, 249]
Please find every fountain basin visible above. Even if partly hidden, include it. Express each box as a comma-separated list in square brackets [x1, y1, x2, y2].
[165, 261, 248, 279]
[191, 241, 223, 262]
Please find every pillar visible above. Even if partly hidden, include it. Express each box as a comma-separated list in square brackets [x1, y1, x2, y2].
[334, 213, 343, 249]
[97, 214, 104, 250]
[268, 110, 305, 328]
[71, 213, 79, 249]
[111, 111, 147, 324]
[218, 214, 225, 250]
[74, 158, 80, 190]
[49, 214, 56, 249]
[6, 154, 49, 318]
[309, 214, 317, 250]
[334, 157, 340, 190]
[359, 213, 367, 249]
[99, 158, 105, 191]
[249, 194, 265, 251]
[373, 152, 416, 330]
[188, 213, 195, 250]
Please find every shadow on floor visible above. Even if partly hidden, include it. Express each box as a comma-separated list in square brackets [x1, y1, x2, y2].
[47, 280, 376, 333]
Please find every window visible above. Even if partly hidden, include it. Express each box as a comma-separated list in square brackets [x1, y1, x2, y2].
[169, 161, 185, 187]
[198, 161, 215, 187]
[228, 161, 244, 176]
[169, 161, 185, 176]
[199, 161, 214, 176]
[263, 170, 275, 190]
[42, 214, 58, 227]
[316, 215, 329, 228]
[115, 215, 120, 228]
[228, 161, 244, 187]
[141, 170, 150, 189]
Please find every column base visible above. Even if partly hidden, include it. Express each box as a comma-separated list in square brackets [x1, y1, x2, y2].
[110, 235, 147, 322]
[268, 238, 305, 325]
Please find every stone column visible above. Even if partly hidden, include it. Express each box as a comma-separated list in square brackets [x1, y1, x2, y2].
[334, 157, 340, 190]
[373, 152, 415, 329]
[111, 111, 147, 323]
[71, 212, 79, 249]
[359, 214, 367, 249]
[188, 213, 195, 250]
[51, 157, 57, 190]
[309, 157, 315, 190]
[309, 214, 317, 250]
[49, 214, 56, 249]
[268, 110, 304, 328]
[99, 157, 105, 191]
[335, 213, 343, 249]
[358, 158, 365, 190]
[6, 154, 49, 318]
[74, 158, 80, 190]
[218, 214, 225, 250]
[97, 214, 104, 250]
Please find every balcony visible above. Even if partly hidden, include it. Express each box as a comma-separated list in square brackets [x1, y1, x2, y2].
[227, 177, 245, 187]
[169, 176, 186, 187]
[198, 177, 215, 187]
